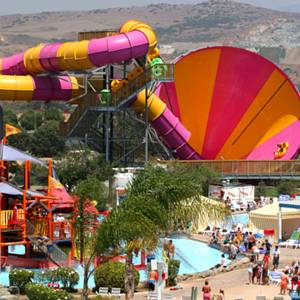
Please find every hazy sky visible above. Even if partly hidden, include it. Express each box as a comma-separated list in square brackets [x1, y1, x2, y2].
[0, 0, 299, 15]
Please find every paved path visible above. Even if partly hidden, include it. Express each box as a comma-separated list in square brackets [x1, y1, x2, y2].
[133, 248, 300, 300]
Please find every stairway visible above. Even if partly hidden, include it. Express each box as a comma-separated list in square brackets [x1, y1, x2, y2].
[60, 64, 174, 140]
[111, 63, 174, 107]
[60, 93, 100, 138]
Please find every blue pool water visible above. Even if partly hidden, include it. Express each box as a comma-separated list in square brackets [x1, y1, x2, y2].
[135, 236, 228, 281]
[224, 213, 249, 230]
[0, 236, 226, 287]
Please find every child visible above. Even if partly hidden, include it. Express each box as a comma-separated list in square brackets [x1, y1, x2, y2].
[202, 280, 212, 300]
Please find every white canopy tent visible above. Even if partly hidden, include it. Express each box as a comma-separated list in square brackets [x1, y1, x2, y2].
[249, 201, 300, 242]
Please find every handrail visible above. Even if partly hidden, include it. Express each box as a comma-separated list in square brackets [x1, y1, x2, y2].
[163, 160, 300, 177]
[111, 63, 174, 106]
[60, 94, 99, 136]
[60, 64, 174, 137]
[0, 209, 24, 226]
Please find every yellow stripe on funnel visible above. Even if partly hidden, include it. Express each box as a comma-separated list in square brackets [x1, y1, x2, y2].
[174, 48, 221, 154]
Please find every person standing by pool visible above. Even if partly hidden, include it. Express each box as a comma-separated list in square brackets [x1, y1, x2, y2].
[202, 280, 212, 300]
[262, 253, 269, 285]
[247, 257, 254, 284]
[248, 232, 256, 251]
[167, 240, 175, 259]
[272, 245, 280, 270]
[280, 270, 289, 295]
[148, 269, 158, 291]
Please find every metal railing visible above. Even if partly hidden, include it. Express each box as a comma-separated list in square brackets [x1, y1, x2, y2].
[111, 64, 174, 106]
[0, 209, 24, 226]
[169, 160, 300, 179]
[60, 94, 99, 136]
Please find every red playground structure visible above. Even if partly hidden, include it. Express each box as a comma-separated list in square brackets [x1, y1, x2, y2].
[0, 144, 75, 268]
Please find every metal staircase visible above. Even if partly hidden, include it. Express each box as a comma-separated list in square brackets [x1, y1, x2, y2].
[60, 64, 174, 139]
[111, 63, 174, 107]
[60, 93, 100, 138]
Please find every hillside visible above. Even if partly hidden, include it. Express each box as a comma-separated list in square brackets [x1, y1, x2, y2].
[0, 0, 299, 86]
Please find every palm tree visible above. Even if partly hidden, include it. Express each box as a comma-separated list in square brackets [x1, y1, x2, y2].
[96, 164, 229, 300]
[97, 208, 158, 299]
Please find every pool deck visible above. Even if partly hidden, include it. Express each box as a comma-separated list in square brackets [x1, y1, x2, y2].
[131, 247, 300, 300]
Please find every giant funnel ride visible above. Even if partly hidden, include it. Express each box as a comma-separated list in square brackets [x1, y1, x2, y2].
[0, 20, 299, 160]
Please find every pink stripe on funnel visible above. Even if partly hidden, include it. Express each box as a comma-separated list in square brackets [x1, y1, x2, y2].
[203, 47, 276, 159]
[245, 120, 300, 160]
[156, 82, 180, 119]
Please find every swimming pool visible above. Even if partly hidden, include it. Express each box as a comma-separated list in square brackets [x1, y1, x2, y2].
[224, 213, 249, 229]
[0, 236, 225, 287]
[135, 235, 227, 281]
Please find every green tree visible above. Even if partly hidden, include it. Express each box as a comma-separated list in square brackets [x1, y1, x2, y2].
[7, 132, 32, 152]
[74, 176, 108, 211]
[19, 110, 43, 131]
[3, 107, 18, 126]
[255, 181, 267, 198]
[44, 107, 64, 122]
[97, 208, 158, 300]
[277, 180, 298, 195]
[56, 151, 114, 192]
[30, 121, 65, 157]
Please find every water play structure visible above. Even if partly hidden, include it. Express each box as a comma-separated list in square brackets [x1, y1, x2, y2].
[0, 20, 299, 162]
[0, 145, 74, 268]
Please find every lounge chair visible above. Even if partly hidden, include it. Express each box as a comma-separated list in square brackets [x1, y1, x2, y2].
[96, 287, 109, 296]
[273, 297, 284, 300]
[279, 239, 298, 248]
[181, 296, 191, 300]
[164, 293, 176, 300]
[111, 288, 121, 299]
[256, 297, 267, 300]
[148, 292, 159, 300]
[269, 271, 282, 286]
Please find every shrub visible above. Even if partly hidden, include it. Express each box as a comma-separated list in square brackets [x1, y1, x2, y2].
[9, 269, 34, 294]
[25, 283, 73, 300]
[94, 262, 139, 292]
[52, 267, 79, 291]
[167, 259, 180, 286]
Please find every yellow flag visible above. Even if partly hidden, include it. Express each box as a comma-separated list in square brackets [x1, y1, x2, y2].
[5, 123, 21, 137]
[48, 176, 64, 191]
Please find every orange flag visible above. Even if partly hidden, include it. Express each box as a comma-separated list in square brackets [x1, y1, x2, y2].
[5, 123, 21, 137]
[48, 176, 64, 191]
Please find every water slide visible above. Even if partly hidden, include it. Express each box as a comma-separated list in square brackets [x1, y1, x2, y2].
[0, 20, 299, 160]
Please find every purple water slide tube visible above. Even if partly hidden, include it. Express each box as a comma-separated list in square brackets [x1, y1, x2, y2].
[151, 107, 202, 160]
[1, 31, 149, 75]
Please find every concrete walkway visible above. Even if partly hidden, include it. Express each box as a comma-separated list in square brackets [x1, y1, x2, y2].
[133, 248, 300, 300]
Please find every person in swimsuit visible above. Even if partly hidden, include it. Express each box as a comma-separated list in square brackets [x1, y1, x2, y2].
[167, 240, 175, 259]
[148, 270, 158, 291]
[280, 270, 289, 295]
[248, 257, 254, 284]
[202, 280, 211, 300]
